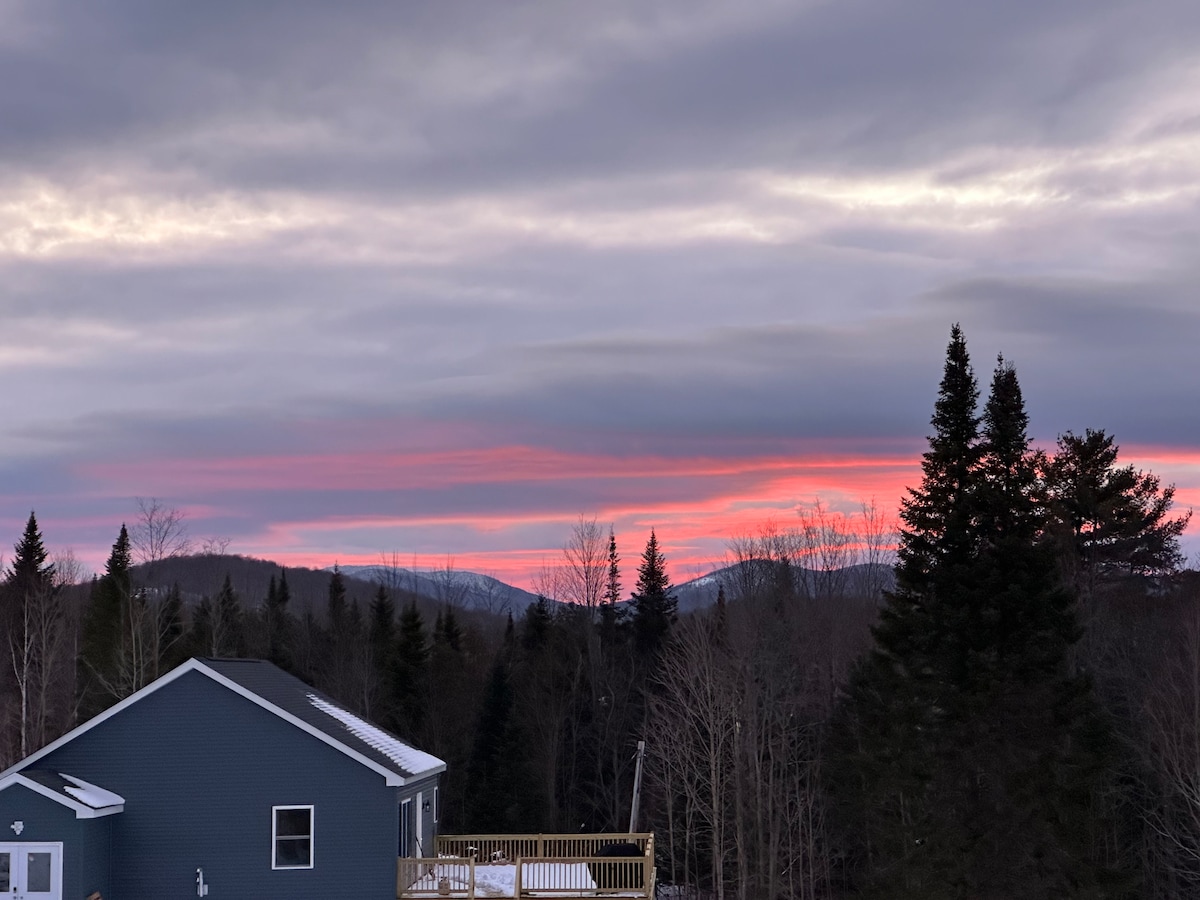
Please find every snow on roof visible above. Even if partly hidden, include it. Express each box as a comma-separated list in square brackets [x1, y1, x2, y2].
[59, 773, 124, 809]
[306, 693, 444, 777]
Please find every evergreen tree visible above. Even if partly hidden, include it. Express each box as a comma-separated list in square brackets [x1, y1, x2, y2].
[327, 567, 347, 630]
[79, 525, 134, 716]
[465, 620, 534, 831]
[437, 605, 463, 653]
[369, 585, 396, 663]
[367, 585, 396, 720]
[2, 512, 60, 759]
[605, 527, 622, 606]
[391, 602, 429, 738]
[630, 530, 677, 662]
[599, 528, 627, 651]
[523, 595, 554, 653]
[320, 566, 355, 703]
[5, 512, 54, 598]
[1042, 428, 1191, 594]
[830, 331, 1119, 898]
[263, 570, 295, 671]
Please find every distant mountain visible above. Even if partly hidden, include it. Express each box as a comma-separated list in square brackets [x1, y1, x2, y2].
[335, 565, 540, 615]
[129, 553, 892, 624]
[673, 561, 895, 613]
[130, 554, 426, 616]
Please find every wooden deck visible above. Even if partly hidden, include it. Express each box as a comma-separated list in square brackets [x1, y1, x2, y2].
[398, 833, 656, 899]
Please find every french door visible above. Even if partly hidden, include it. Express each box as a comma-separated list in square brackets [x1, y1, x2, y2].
[0, 843, 62, 900]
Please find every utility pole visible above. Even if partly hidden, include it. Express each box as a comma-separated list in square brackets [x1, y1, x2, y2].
[628, 740, 646, 832]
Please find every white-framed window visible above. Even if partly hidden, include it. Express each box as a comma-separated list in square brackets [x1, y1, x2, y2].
[272, 805, 314, 870]
[433, 786, 439, 825]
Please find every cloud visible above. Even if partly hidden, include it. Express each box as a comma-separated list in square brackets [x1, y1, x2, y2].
[2, 0, 1199, 581]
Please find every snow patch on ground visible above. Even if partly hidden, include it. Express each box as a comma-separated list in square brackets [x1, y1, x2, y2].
[306, 693, 444, 775]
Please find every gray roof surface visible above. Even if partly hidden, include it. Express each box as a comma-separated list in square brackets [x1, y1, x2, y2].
[198, 658, 444, 781]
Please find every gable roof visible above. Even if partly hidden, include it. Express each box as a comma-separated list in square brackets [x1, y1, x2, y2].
[3, 658, 444, 788]
[0, 771, 124, 818]
[200, 658, 445, 782]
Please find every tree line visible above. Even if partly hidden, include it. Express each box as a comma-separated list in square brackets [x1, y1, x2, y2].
[0, 325, 1197, 898]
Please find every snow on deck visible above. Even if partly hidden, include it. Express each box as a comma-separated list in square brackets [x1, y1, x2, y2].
[408, 862, 603, 898]
[306, 693, 444, 776]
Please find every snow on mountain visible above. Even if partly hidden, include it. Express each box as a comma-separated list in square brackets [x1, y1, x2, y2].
[334, 565, 539, 614]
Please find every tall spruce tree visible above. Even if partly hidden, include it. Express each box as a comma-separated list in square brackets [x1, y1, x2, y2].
[391, 602, 429, 738]
[264, 570, 295, 671]
[830, 330, 1118, 899]
[79, 525, 134, 717]
[830, 327, 981, 897]
[630, 529, 677, 662]
[3, 512, 60, 759]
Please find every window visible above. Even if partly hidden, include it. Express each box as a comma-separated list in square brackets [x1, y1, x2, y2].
[272, 805, 314, 869]
[433, 786, 439, 825]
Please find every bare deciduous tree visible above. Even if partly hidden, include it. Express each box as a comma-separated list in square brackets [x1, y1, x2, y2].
[432, 556, 471, 608]
[1142, 596, 1200, 892]
[131, 497, 193, 569]
[561, 515, 607, 611]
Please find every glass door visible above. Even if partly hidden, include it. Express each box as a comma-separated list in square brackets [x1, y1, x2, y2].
[0, 844, 61, 900]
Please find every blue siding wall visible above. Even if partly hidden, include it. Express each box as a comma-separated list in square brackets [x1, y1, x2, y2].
[0, 783, 112, 900]
[40, 671, 401, 900]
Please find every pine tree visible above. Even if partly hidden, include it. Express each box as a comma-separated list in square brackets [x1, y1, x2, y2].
[79, 525, 134, 717]
[630, 530, 677, 662]
[466, 620, 533, 831]
[1043, 428, 1191, 594]
[193, 574, 244, 658]
[3, 512, 60, 759]
[321, 566, 353, 702]
[829, 332, 1119, 898]
[605, 528, 622, 606]
[391, 602, 429, 738]
[263, 570, 295, 671]
[367, 585, 396, 720]
[5, 512, 54, 598]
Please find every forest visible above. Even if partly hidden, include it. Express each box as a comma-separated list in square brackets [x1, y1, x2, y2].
[1, 326, 1197, 899]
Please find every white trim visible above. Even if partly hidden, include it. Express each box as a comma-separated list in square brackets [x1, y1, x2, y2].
[433, 786, 439, 825]
[0, 659, 444, 787]
[271, 805, 314, 870]
[0, 774, 123, 819]
[0, 840, 63, 899]
[415, 791, 424, 857]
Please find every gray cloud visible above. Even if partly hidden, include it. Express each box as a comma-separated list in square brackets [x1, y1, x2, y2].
[2, 0, 1198, 572]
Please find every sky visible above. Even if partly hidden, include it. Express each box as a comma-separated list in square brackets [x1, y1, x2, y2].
[3, 0, 1200, 587]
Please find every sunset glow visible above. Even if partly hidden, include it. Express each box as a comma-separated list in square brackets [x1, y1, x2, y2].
[3, 2, 1199, 591]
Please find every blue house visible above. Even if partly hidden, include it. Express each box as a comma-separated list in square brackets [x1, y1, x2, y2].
[0, 657, 445, 900]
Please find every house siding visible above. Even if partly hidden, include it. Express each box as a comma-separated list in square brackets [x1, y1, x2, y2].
[38, 669, 407, 900]
[0, 783, 112, 900]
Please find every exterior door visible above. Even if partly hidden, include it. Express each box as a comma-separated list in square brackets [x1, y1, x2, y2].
[0, 843, 62, 900]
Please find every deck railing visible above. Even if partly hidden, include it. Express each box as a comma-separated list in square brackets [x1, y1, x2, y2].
[397, 856, 475, 898]
[397, 833, 655, 898]
[436, 832, 653, 863]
